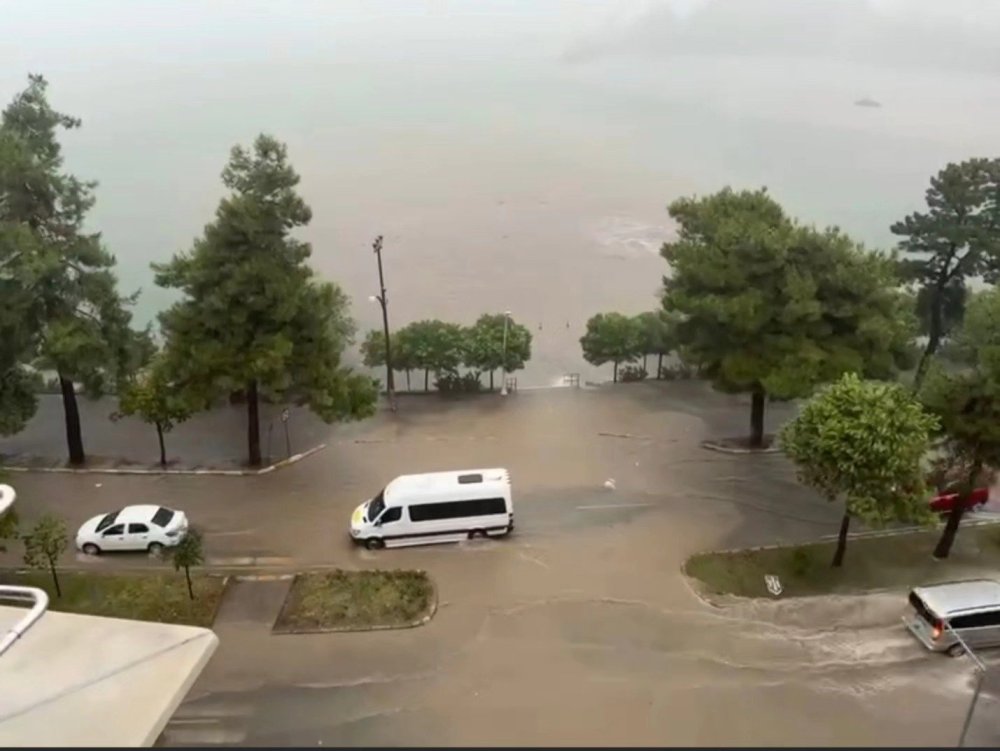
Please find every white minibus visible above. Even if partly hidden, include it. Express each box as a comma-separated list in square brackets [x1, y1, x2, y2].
[350, 468, 513, 549]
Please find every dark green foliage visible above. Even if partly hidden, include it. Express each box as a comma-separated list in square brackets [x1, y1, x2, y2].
[781, 373, 937, 567]
[920, 288, 1000, 559]
[0, 75, 138, 461]
[22, 513, 67, 597]
[580, 312, 641, 383]
[116, 355, 194, 466]
[463, 313, 532, 391]
[397, 320, 466, 391]
[663, 187, 914, 447]
[634, 310, 678, 377]
[892, 159, 1000, 386]
[435, 372, 483, 394]
[153, 134, 377, 466]
[171, 529, 204, 600]
[618, 364, 648, 382]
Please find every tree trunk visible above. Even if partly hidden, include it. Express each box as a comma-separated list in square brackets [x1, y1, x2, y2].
[185, 566, 194, 600]
[613, 360, 619, 383]
[934, 460, 981, 560]
[424, 369, 430, 392]
[49, 559, 62, 598]
[657, 353, 664, 379]
[832, 512, 851, 567]
[749, 387, 766, 448]
[489, 370, 495, 391]
[58, 373, 85, 465]
[643, 354, 648, 373]
[247, 379, 261, 467]
[914, 284, 946, 390]
[156, 422, 167, 467]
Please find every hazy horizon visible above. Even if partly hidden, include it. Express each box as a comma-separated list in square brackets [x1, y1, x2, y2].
[5, 0, 1000, 384]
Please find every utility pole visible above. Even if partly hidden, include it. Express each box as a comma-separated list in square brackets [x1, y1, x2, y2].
[371, 235, 396, 412]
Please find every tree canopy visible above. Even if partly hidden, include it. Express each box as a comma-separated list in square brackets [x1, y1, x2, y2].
[0, 74, 137, 463]
[116, 355, 194, 467]
[781, 373, 937, 567]
[154, 134, 377, 465]
[463, 313, 532, 390]
[580, 312, 640, 383]
[634, 310, 678, 376]
[920, 287, 1000, 559]
[893, 158, 1000, 386]
[662, 187, 915, 447]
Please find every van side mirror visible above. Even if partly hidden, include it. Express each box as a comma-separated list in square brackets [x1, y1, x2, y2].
[374, 518, 383, 527]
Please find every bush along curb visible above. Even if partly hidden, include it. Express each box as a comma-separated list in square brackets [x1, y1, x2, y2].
[1, 443, 327, 476]
[271, 574, 439, 635]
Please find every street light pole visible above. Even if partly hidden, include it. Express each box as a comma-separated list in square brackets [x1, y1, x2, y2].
[499, 310, 512, 397]
[371, 235, 396, 412]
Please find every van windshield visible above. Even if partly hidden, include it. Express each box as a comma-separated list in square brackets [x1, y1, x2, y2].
[368, 490, 385, 521]
[909, 591, 941, 627]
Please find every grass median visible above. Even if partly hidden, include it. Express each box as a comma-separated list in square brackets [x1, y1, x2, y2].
[275, 569, 435, 633]
[0, 570, 226, 627]
[685, 524, 1000, 599]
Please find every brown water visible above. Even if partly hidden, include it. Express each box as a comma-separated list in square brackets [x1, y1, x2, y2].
[6, 0, 1000, 386]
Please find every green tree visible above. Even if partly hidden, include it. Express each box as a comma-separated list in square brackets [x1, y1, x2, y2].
[360, 329, 386, 369]
[393, 326, 417, 391]
[116, 356, 194, 467]
[463, 314, 532, 391]
[0, 222, 42, 436]
[0, 481, 18, 553]
[171, 528, 204, 600]
[580, 312, 641, 383]
[400, 320, 465, 391]
[919, 288, 1000, 559]
[892, 159, 1000, 387]
[634, 311, 678, 377]
[781, 373, 937, 567]
[662, 187, 914, 448]
[22, 513, 67, 597]
[0, 75, 138, 464]
[154, 135, 377, 466]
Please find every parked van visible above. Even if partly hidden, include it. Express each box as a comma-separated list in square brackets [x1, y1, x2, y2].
[350, 468, 514, 550]
[904, 579, 1000, 656]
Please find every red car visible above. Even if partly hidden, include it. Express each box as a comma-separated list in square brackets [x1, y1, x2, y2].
[929, 487, 990, 513]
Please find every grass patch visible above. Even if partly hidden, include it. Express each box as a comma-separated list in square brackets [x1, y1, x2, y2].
[686, 525, 1000, 599]
[0, 570, 226, 627]
[275, 569, 435, 633]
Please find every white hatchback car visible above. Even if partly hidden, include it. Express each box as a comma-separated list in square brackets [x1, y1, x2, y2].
[76, 505, 189, 555]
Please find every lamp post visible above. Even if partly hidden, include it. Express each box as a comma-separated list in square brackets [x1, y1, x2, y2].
[499, 310, 512, 397]
[370, 235, 396, 412]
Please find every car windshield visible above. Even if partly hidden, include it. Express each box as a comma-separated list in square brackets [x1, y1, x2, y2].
[151, 507, 175, 527]
[367, 490, 385, 521]
[95, 511, 120, 533]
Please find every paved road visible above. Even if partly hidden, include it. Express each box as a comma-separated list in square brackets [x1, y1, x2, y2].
[3, 383, 991, 745]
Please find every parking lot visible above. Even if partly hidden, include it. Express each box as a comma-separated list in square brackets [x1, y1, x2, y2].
[4, 383, 992, 745]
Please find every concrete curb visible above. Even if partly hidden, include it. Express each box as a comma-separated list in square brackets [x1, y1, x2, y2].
[271, 571, 438, 635]
[700, 439, 781, 455]
[1, 443, 327, 477]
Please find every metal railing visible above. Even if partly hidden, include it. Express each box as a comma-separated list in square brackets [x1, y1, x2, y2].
[0, 586, 49, 657]
[950, 622, 988, 747]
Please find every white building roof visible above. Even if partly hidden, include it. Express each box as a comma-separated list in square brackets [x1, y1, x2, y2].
[385, 468, 510, 504]
[0, 604, 217, 747]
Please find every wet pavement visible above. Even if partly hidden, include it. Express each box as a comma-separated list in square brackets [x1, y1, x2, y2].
[3, 382, 995, 745]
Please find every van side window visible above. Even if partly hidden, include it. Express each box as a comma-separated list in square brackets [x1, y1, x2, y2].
[410, 498, 506, 522]
[950, 610, 1000, 629]
[379, 507, 402, 524]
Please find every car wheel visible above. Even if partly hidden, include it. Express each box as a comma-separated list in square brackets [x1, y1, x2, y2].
[147, 542, 165, 555]
[947, 643, 966, 658]
[468, 529, 487, 540]
[365, 537, 384, 550]
[82, 543, 101, 556]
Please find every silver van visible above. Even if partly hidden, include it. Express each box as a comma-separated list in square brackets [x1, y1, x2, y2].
[904, 579, 1000, 656]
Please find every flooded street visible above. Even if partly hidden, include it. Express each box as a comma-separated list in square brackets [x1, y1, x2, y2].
[9, 383, 977, 746]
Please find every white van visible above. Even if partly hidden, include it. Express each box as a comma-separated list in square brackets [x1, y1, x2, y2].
[350, 468, 514, 549]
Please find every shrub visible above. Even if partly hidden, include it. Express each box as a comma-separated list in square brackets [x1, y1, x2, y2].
[619, 365, 648, 382]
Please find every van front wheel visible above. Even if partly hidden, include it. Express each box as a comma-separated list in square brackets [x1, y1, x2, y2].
[947, 643, 966, 658]
[365, 537, 384, 550]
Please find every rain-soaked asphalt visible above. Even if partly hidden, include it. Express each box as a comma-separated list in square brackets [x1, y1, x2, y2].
[4, 383, 996, 745]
